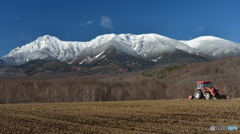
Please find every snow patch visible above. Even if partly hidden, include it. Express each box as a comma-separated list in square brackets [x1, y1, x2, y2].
[152, 56, 162, 62]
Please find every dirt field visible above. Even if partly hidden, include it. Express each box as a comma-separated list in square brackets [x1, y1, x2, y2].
[0, 99, 239, 134]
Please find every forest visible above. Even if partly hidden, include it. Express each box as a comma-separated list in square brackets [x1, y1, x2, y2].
[0, 56, 240, 103]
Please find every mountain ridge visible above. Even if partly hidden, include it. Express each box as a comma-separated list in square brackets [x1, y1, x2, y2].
[181, 36, 240, 59]
[1, 33, 240, 66]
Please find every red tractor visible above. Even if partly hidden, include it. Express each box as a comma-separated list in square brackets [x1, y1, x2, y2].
[188, 81, 228, 100]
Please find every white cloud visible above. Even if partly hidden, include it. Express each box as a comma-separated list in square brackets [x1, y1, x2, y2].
[187, 26, 205, 39]
[193, 26, 205, 33]
[80, 20, 94, 26]
[15, 17, 21, 21]
[86, 20, 94, 24]
[100, 16, 113, 29]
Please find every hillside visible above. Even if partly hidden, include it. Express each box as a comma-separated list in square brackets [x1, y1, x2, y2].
[0, 56, 240, 103]
[145, 56, 240, 99]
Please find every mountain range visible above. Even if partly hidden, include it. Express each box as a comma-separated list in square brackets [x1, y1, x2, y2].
[1, 33, 240, 75]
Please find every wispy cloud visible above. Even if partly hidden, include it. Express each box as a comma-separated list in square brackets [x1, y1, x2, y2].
[80, 20, 94, 26]
[15, 17, 21, 21]
[100, 16, 113, 29]
[86, 20, 94, 25]
[193, 26, 205, 34]
[188, 26, 205, 39]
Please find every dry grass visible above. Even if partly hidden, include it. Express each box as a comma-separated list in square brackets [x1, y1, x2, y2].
[0, 99, 240, 134]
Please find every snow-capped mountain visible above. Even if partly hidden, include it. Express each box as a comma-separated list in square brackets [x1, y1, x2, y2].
[181, 36, 240, 59]
[2, 34, 240, 66]
[2, 34, 197, 65]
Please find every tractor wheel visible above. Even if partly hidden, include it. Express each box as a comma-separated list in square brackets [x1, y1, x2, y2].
[194, 90, 202, 99]
[205, 92, 211, 100]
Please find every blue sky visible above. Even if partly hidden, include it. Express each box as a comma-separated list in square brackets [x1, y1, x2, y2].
[1, 0, 240, 56]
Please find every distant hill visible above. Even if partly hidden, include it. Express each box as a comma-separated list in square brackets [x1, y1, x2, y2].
[0, 56, 240, 103]
[143, 56, 240, 98]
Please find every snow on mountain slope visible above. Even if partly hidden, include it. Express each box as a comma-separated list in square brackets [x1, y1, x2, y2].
[118, 34, 197, 58]
[5, 35, 86, 64]
[3, 34, 196, 65]
[4, 34, 115, 65]
[3, 34, 240, 65]
[181, 36, 240, 58]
